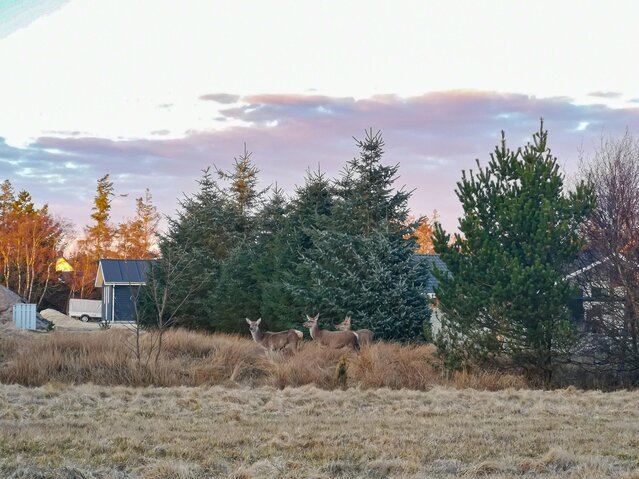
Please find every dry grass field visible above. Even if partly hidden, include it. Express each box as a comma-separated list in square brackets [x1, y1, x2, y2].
[0, 328, 525, 390]
[2, 383, 639, 478]
[2, 328, 639, 478]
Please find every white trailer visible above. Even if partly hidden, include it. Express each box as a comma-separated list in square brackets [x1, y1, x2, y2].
[68, 298, 102, 322]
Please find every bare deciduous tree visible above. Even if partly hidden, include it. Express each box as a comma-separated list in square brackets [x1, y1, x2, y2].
[576, 132, 639, 383]
[124, 243, 205, 374]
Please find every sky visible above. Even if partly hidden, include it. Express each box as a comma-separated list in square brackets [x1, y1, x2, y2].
[1, 0, 639, 234]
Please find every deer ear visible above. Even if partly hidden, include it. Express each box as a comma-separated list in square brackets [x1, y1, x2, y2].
[256, 318, 261, 325]
[313, 313, 319, 321]
[245, 318, 252, 325]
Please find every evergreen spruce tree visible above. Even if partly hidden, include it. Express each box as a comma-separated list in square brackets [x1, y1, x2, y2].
[282, 168, 332, 314]
[152, 169, 227, 329]
[210, 243, 261, 331]
[149, 136, 430, 339]
[292, 131, 430, 340]
[208, 147, 267, 331]
[333, 130, 411, 237]
[290, 168, 334, 236]
[433, 122, 595, 383]
[251, 169, 335, 331]
[150, 147, 267, 332]
[215, 144, 265, 238]
[251, 186, 298, 331]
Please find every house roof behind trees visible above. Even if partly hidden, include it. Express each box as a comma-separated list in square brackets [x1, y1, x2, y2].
[565, 250, 609, 280]
[414, 253, 449, 295]
[565, 249, 639, 281]
[95, 259, 153, 287]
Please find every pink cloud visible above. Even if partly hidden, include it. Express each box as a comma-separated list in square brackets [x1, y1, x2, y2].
[4, 91, 639, 233]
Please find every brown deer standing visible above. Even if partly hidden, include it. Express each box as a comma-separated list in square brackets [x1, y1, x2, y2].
[245, 318, 303, 354]
[336, 316, 374, 346]
[303, 314, 359, 351]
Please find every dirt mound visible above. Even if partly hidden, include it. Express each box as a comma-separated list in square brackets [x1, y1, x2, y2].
[40, 308, 99, 331]
[0, 286, 53, 330]
[0, 285, 25, 323]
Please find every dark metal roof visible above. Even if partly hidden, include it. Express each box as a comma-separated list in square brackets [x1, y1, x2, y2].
[414, 254, 449, 294]
[96, 259, 152, 286]
[565, 249, 609, 280]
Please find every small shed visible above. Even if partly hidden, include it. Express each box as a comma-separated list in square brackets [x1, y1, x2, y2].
[95, 259, 152, 322]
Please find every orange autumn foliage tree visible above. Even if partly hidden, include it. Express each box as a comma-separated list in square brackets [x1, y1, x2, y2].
[66, 247, 99, 300]
[0, 180, 69, 304]
[68, 182, 161, 299]
[405, 210, 439, 254]
[0, 177, 161, 303]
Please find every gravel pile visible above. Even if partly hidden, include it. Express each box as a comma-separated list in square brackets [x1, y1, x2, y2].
[40, 308, 100, 331]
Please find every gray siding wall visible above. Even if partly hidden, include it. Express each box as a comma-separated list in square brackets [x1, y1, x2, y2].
[102, 285, 113, 322]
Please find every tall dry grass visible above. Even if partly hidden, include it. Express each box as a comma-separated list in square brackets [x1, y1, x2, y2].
[0, 328, 528, 390]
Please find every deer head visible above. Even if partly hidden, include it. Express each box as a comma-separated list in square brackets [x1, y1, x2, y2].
[303, 313, 319, 329]
[336, 316, 351, 331]
[245, 317, 262, 334]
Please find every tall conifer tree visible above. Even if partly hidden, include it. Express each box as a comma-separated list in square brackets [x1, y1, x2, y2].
[433, 122, 595, 382]
[292, 131, 430, 340]
[153, 169, 227, 328]
[86, 174, 115, 260]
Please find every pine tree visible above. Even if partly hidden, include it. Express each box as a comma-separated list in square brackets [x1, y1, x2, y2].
[68, 174, 115, 299]
[137, 188, 161, 255]
[12, 190, 36, 215]
[215, 144, 266, 239]
[86, 174, 115, 260]
[1, 180, 15, 225]
[433, 122, 595, 383]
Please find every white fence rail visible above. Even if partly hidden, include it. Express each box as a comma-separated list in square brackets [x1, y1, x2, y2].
[13, 303, 36, 330]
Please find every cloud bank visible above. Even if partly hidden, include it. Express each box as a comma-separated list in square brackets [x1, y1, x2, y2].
[2, 90, 639, 233]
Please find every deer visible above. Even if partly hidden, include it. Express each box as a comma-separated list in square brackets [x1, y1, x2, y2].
[335, 316, 374, 346]
[302, 313, 359, 351]
[245, 318, 303, 354]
